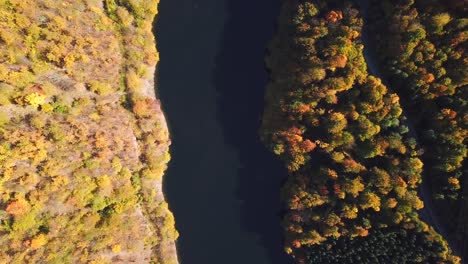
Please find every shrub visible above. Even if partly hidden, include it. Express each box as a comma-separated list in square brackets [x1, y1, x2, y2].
[88, 80, 113, 95]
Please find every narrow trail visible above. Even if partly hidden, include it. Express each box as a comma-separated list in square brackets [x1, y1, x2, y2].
[354, 0, 463, 260]
[359, 19, 445, 238]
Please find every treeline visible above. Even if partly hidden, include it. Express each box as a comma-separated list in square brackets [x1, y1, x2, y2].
[366, 0, 467, 256]
[0, 0, 177, 263]
[261, 0, 459, 263]
[304, 228, 451, 264]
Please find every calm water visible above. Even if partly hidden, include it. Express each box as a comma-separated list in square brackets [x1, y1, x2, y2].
[154, 0, 292, 263]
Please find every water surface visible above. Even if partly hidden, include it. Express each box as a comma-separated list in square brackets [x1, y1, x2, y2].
[155, 0, 291, 263]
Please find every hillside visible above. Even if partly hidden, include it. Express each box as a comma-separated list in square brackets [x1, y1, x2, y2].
[365, 0, 467, 257]
[261, 0, 461, 263]
[0, 0, 178, 263]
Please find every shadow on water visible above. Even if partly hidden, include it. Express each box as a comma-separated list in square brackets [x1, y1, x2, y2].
[213, 0, 291, 264]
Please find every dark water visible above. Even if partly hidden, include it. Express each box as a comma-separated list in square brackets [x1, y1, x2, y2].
[154, 0, 292, 263]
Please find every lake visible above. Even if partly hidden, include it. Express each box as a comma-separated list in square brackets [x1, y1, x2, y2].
[154, 0, 292, 263]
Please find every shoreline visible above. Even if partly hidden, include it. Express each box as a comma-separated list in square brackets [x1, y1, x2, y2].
[144, 65, 180, 264]
[139, 21, 180, 264]
[127, 2, 180, 262]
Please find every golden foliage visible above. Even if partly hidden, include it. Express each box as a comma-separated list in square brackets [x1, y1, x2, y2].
[6, 199, 30, 217]
[0, 0, 177, 263]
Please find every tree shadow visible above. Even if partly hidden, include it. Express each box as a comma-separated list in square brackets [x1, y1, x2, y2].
[213, 0, 292, 263]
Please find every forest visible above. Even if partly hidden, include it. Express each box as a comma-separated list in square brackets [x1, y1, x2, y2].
[365, 0, 467, 258]
[0, 0, 177, 263]
[261, 0, 462, 263]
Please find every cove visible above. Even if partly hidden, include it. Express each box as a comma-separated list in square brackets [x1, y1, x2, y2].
[154, 0, 292, 263]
